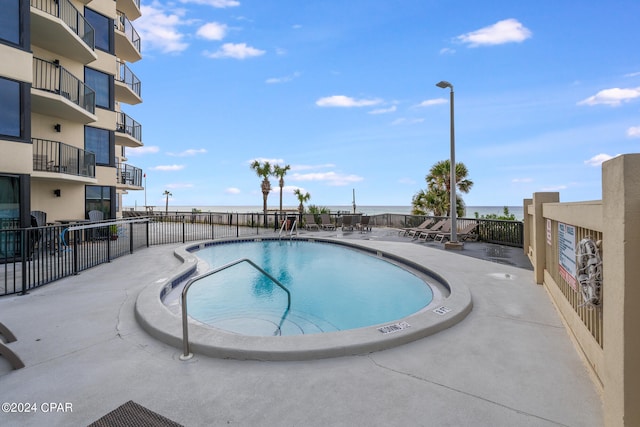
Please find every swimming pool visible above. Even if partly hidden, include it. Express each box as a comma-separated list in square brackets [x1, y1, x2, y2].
[135, 237, 473, 360]
[185, 240, 434, 336]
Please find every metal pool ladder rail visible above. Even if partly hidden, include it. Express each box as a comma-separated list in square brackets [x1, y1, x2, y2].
[278, 218, 297, 239]
[179, 258, 292, 360]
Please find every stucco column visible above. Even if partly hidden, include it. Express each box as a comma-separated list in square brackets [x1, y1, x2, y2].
[531, 192, 559, 284]
[602, 154, 640, 427]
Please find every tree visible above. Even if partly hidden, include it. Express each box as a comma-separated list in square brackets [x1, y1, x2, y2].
[293, 188, 311, 214]
[163, 190, 172, 215]
[412, 159, 473, 217]
[250, 160, 273, 225]
[272, 164, 291, 215]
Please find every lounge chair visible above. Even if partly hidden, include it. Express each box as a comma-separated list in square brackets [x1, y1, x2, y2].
[406, 219, 447, 239]
[341, 215, 354, 231]
[304, 214, 319, 230]
[320, 214, 335, 230]
[433, 222, 479, 243]
[417, 219, 451, 241]
[357, 216, 371, 232]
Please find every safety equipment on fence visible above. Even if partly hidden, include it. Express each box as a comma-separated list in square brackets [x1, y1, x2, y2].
[576, 238, 602, 308]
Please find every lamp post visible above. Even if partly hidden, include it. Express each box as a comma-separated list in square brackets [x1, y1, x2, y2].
[436, 81, 462, 249]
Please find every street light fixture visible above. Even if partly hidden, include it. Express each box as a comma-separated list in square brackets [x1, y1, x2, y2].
[436, 80, 462, 249]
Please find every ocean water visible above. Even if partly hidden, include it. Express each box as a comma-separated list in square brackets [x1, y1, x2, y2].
[126, 205, 525, 220]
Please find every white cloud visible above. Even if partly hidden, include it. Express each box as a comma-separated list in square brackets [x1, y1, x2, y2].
[578, 87, 640, 106]
[292, 24, 303, 30]
[151, 165, 185, 171]
[416, 98, 447, 107]
[204, 43, 265, 59]
[584, 153, 615, 167]
[369, 105, 397, 114]
[225, 187, 241, 194]
[127, 145, 160, 156]
[166, 183, 194, 189]
[196, 22, 227, 40]
[627, 126, 640, 138]
[391, 118, 424, 125]
[179, 0, 239, 7]
[316, 95, 382, 107]
[456, 18, 532, 47]
[248, 157, 285, 165]
[540, 185, 568, 191]
[291, 171, 364, 186]
[624, 71, 640, 78]
[167, 148, 207, 157]
[512, 178, 533, 183]
[439, 47, 456, 55]
[266, 72, 301, 84]
[137, 4, 189, 53]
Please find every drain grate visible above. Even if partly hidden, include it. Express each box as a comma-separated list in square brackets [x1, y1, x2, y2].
[377, 321, 411, 334]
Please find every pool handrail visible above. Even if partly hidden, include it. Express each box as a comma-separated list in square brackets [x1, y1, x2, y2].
[180, 258, 292, 360]
[278, 218, 298, 239]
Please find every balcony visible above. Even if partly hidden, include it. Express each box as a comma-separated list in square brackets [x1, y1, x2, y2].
[117, 0, 142, 23]
[30, 0, 97, 64]
[117, 163, 143, 190]
[31, 58, 97, 124]
[115, 11, 142, 63]
[116, 112, 143, 147]
[115, 60, 142, 105]
[32, 138, 97, 182]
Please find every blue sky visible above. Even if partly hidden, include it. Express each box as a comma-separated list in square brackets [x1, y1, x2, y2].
[123, 0, 640, 209]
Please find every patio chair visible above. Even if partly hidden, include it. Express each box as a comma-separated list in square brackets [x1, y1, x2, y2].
[88, 210, 105, 240]
[434, 222, 479, 243]
[357, 216, 371, 232]
[30, 210, 47, 227]
[320, 214, 335, 230]
[405, 218, 446, 239]
[417, 219, 451, 241]
[304, 214, 319, 231]
[341, 215, 354, 231]
[0, 321, 25, 370]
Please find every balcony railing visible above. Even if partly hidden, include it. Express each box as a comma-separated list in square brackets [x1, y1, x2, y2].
[115, 11, 141, 53]
[33, 138, 96, 178]
[116, 60, 142, 99]
[30, 0, 95, 50]
[32, 58, 96, 115]
[117, 163, 143, 187]
[116, 112, 142, 142]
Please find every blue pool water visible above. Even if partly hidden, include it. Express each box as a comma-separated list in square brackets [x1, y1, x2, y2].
[187, 240, 434, 336]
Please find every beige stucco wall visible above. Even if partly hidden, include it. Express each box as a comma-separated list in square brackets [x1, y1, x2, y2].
[0, 44, 31, 82]
[0, 142, 33, 175]
[31, 181, 88, 222]
[602, 154, 640, 427]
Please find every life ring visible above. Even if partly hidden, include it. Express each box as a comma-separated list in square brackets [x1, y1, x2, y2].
[576, 238, 602, 307]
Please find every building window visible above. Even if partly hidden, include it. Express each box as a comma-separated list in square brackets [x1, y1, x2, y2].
[84, 8, 113, 53]
[0, 77, 29, 142]
[0, 0, 20, 46]
[85, 67, 113, 110]
[86, 186, 113, 219]
[85, 126, 113, 166]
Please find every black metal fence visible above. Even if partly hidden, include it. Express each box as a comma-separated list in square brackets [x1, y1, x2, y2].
[1, 212, 523, 297]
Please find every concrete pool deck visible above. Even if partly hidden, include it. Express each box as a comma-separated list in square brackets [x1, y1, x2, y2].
[0, 229, 603, 426]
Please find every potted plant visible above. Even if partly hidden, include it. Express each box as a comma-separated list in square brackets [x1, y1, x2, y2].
[109, 225, 119, 240]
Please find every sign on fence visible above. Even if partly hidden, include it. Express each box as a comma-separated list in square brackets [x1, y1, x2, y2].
[558, 222, 577, 290]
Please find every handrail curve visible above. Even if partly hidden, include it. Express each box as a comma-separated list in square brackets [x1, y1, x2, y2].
[180, 258, 291, 360]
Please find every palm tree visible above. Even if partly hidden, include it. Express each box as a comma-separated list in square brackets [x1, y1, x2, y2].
[272, 164, 291, 215]
[250, 160, 273, 225]
[412, 160, 473, 217]
[163, 190, 172, 215]
[293, 188, 311, 214]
